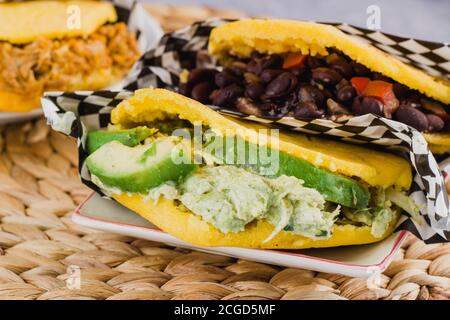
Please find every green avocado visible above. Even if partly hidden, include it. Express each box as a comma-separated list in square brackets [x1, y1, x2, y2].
[86, 126, 154, 154]
[86, 137, 197, 193]
[205, 135, 370, 209]
[277, 152, 369, 209]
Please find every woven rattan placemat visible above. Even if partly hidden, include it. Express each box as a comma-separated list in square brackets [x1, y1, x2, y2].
[0, 4, 449, 300]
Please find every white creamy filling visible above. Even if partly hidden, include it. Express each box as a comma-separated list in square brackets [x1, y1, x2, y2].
[158, 166, 340, 241]
[91, 165, 415, 241]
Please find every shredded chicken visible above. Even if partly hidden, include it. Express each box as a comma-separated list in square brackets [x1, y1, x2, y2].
[0, 23, 140, 94]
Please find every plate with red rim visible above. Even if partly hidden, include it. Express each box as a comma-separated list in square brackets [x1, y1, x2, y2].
[73, 192, 409, 278]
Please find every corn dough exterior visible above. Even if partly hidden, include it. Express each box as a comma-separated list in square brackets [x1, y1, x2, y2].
[106, 88, 412, 249]
[0, 1, 117, 44]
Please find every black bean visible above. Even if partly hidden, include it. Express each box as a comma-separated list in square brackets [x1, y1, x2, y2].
[244, 72, 260, 84]
[230, 61, 247, 76]
[246, 60, 263, 75]
[283, 92, 299, 111]
[336, 78, 350, 89]
[330, 61, 353, 78]
[311, 67, 342, 86]
[427, 114, 445, 132]
[352, 96, 384, 116]
[394, 106, 429, 131]
[178, 82, 191, 96]
[264, 72, 298, 98]
[393, 83, 410, 99]
[327, 98, 350, 115]
[191, 82, 213, 103]
[260, 69, 283, 83]
[294, 101, 325, 119]
[400, 98, 421, 109]
[307, 56, 324, 69]
[350, 61, 370, 76]
[188, 68, 217, 85]
[261, 55, 283, 69]
[215, 69, 240, 88]
[246, 55, 283, 75]
[289, 67, 305, 77]
[259, 101, 277, 111]
[245, 82, 265, 101]
[336, 85, 356, 102]
[210, 84, 244, 106]
[298, 85, 325, 107]
[421, 98, 447, 118]
[235, 97, 262, 116]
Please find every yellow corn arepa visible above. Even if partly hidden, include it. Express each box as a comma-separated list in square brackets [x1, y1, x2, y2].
[422, 133, 450, 154]
[0, 1, 117, 44]
[209, 19, 450, 104]
[108, 88, 411, 248]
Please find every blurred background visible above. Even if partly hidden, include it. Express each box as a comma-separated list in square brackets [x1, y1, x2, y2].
[144, 0, 450, 43]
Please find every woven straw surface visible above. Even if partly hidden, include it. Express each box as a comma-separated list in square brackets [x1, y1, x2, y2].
[0, 5, 449, 301]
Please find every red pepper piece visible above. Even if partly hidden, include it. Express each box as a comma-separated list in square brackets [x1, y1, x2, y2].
[282, 53, 306, 70]
[350, 77, 370, 94]
[363, 80, 399, 118]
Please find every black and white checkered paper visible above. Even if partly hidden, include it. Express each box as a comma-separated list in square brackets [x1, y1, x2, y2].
[43, 19, 450, 244]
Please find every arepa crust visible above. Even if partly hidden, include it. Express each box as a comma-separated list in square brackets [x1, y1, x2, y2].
[0, 1, 117, 44]
[106, 88, 411, 249]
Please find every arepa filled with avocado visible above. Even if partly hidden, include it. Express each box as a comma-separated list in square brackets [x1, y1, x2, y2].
[84, 88, 419, 249]
[176, 19, 450, 153]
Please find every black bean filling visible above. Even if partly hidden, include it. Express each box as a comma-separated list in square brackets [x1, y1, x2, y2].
[179, 50, 449, 133]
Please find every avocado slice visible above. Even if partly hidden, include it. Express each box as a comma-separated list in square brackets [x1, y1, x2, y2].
[86, 127, 154, 154]
[86, 137, 197, 193]
[205, 135, 370, 209]
[277, 153, 369, 209]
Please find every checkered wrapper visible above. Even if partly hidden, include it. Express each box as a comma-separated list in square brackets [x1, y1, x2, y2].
[43, 19, 450, 244]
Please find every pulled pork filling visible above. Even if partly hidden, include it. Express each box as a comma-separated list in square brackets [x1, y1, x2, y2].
[0, 23, 140, 94]
[179, 50, 449, 133]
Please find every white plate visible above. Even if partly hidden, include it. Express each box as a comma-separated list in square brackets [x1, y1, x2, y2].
[0, 109, 43, 125]
[73, 192, 408, 278]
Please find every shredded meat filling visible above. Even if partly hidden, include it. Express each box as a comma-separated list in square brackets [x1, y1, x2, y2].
[0, 23, 140, 94]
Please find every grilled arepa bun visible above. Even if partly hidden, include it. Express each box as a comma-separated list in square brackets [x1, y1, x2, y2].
[85, 88, 413, 249]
